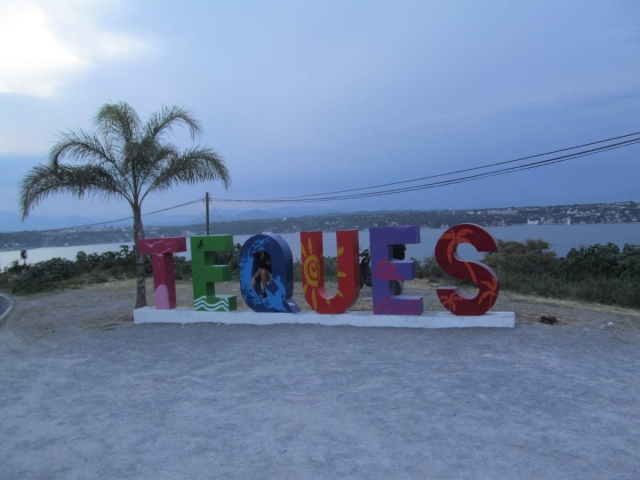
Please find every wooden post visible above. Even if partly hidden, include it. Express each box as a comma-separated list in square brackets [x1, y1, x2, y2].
[205, 192, 210, 235]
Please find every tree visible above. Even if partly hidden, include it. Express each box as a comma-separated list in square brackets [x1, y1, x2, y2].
[20, 102, 231, 308]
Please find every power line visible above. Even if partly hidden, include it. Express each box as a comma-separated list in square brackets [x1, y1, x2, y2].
[265, 130, 640, 200]
[146, 199, 204, 215]
[208, 134, 640, 204]
[211, 203, 225, 222]
[293, 138, 640, 203]
[276, 136, 640, 202]
[33, 198, 204, 233]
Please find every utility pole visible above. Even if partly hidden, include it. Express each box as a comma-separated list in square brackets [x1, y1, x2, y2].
[205, 192, 210, 235]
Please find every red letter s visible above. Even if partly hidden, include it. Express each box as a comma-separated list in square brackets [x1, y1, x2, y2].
[435, 224, 499, 316]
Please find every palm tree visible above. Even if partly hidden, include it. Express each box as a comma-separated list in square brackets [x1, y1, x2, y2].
[20, 102, 231, 308]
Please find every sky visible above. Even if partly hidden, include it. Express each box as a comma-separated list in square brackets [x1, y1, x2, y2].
[1, 0, 640, 223]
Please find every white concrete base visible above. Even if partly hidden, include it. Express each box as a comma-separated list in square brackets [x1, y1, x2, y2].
[134, 307, 516, 329]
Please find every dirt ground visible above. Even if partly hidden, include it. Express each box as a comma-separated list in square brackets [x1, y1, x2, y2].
[4, 277, 639, 338]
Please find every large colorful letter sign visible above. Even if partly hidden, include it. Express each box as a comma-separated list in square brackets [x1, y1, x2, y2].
[139, 222, 504, 323]
[138, 237, 186, 310]
[239, 234, 301, 313]
[191, 235, 237, 312]
[370, 226, 423, 315]
[301, 230, 361, 314]
[434, 223, 500, 316]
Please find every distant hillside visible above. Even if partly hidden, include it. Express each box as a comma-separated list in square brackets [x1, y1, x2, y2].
[0, 211, 96, 232]
[0, 205, 349, 232]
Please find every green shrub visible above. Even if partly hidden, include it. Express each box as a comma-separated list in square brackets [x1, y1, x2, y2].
[6, 260, 29, 275]
[173, 256, 192, 280]
[565, 243, 621, 280]
[12, 258, 78, 294]
[497, 271, 640, 308]
[619, 244, 640, 280]
[210, 243, 241, 279]
[413, 256, 445, 280]
[484, 239, 640, 309]
[76, 245, 151, 276]
[6, 245, 183, 294]
[484, 239, 561, 276]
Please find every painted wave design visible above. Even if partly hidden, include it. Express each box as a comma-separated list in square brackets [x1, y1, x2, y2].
[194, 296, 230, 312]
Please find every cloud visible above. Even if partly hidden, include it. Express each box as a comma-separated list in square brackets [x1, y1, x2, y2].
[0, 0, 149, 97]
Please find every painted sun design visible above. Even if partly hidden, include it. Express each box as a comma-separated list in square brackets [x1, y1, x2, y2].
[301, 238, 347, 310]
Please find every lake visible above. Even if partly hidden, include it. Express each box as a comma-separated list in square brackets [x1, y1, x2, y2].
[2, 223, 640, 268]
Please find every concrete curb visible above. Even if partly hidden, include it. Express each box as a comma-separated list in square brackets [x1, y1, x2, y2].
[0, 293, 15, 327]
[134, 307, 516, 329]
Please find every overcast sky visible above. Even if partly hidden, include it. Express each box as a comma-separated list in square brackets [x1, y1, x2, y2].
[1, 0, 640, 222]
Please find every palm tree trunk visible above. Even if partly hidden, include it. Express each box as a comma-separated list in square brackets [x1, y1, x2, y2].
[133, 206, 147, 308]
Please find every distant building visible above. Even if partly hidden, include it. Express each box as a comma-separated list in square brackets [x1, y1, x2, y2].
[527, 219, 540, 225]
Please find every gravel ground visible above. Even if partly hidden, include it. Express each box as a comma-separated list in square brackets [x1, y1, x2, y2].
[5, 278, 639, 336]
[1, 280, 639, 479]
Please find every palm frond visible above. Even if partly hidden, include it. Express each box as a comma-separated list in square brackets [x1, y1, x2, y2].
[49, 129, 134, 196]
[95, 102, 141, 144]
[134, 143, 180, 195]
[141, 146, 230, 201]
[20, 164, 132, 219]
[144, 105, 202, 141]
[50, 129, 114, 166]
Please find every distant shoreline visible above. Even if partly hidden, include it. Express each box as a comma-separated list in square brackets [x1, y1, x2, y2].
[1, 219, 640, 251]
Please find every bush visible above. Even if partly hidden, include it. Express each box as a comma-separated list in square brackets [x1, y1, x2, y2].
[6, 260, 29, 275]
[618, 244, 640, 280]
[11, 258, 78, 294]
[497, 271, 640, 309]
[413, 256, 445, 280]
[484, 239, 561, 276]
[4, 245, 179, 294]
[75, 245, 151, 277]
[565, 243, 621, 280]
[484, 239, 640, 309]
[211, 243, 241, 279]
[174, 256, 192, 280]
